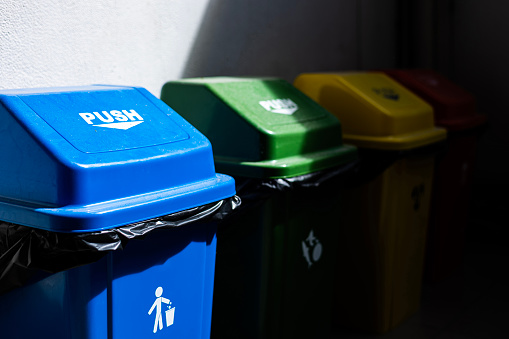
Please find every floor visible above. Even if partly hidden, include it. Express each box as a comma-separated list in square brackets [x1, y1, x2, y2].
[330, 183, 509, 339]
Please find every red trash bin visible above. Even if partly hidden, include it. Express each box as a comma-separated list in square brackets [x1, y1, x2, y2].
[383, 69, 486, 282]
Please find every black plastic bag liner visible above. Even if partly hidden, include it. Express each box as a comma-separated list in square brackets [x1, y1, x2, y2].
[220, 162, 357, 226]
[0, 196, 240, 295]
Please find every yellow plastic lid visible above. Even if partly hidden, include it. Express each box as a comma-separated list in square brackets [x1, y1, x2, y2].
[294, 72, 447, 150]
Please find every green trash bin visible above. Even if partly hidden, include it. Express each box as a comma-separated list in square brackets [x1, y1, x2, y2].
[161, 77, 357, 339]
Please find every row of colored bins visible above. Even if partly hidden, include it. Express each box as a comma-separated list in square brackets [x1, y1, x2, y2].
[295, 72, 446, 333]
[0, 70, 483, 338]
[294, 70, 484, 333]
[0, 81, 356, 339]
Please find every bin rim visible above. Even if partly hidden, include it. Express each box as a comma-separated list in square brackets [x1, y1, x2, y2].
[214, 144, 357, 179]
[343, 127, 447, 151]
[0, 174, 235, 233]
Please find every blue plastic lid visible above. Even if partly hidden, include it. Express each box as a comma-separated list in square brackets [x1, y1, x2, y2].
[0, 85, 235, 232]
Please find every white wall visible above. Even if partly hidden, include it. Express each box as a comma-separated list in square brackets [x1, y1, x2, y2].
[0, 0, 211, 96]
[0, 0, 397, 97]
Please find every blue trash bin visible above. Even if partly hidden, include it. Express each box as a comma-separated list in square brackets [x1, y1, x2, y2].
[0, 85, 236, 338]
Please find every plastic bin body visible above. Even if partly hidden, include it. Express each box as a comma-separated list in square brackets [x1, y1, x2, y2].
[425, 133, 478, 281]
[383, 69, 486, 282]
[294, 72, 446, 333]
[0, 222, 217, 338]
[161, 77, 357, 338]
[213, 185, 340, 339]
[336, 155, 434, 331]
[0, 86, 236, 338]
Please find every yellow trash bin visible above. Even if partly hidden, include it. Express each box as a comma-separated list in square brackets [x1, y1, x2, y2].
[294, 72, 447, 333]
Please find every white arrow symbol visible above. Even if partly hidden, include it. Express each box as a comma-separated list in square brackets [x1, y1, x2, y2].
[94, 121, 144, 130]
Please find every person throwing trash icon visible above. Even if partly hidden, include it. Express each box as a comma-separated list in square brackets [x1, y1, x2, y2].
[148, 287, 170, 333]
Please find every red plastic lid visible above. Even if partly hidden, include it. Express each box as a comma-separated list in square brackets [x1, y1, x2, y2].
[383, 69, 486, 131]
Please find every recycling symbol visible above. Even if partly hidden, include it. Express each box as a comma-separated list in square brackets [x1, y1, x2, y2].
[411, 184, 425, 210]
[302, 229, 322, 268]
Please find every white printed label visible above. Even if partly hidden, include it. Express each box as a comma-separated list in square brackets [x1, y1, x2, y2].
[148, 287, 175, 334]
[79, 109, 144, 130]
[302, 229, 322, 268]
[259, 98, 298, 115]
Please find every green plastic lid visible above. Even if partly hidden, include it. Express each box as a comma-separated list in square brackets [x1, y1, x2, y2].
[161, 77, 357, 178]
